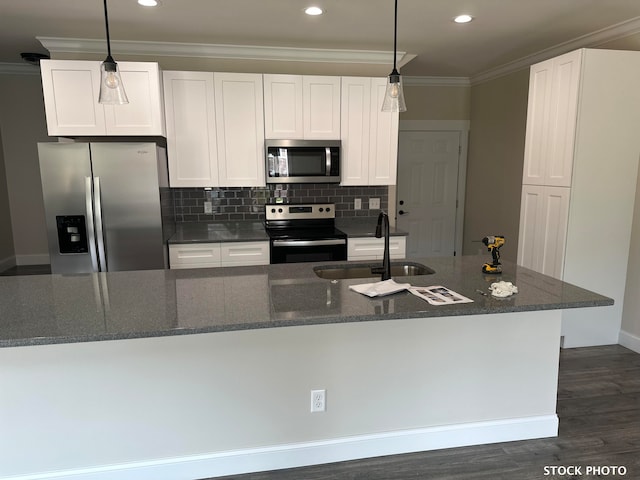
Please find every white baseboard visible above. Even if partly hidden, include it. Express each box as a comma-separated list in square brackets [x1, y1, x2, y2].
[0, 255, 16, 272]
[15, 253, 49, 266]
[619, 329, 640, 354]
[5, 415, 558, 480]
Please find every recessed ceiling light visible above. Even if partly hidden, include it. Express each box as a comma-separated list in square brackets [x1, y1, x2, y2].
[138, 0, 158, 6]
[454, 14, 474, 24]
[305, 6, 324, 16]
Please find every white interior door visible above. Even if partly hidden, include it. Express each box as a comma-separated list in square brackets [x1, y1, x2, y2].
[397, 131, 461, 257]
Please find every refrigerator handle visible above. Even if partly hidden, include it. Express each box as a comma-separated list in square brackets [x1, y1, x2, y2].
[85, 177, 99, 272]
[93, 177, 108, 272]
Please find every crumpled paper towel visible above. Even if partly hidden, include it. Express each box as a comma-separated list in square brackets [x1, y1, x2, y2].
[490, 281, 518, 298]
[349, 279, 411, 298]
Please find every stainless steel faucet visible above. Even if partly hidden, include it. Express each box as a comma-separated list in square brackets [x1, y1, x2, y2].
[372, 211, 391, 281]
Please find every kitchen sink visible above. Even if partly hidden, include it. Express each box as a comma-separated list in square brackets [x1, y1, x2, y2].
[313, 261, 435, 280]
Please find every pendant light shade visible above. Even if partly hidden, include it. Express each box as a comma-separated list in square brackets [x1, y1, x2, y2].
[382, 68, 406, 112]
[382, 0, 406, 112]
[99, 0, 128, 104]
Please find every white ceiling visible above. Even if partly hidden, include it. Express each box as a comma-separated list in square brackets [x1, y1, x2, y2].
[2, 0, 640, 80]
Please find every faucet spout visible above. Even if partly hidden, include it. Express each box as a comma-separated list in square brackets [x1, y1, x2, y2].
[374, 211, 391, 281]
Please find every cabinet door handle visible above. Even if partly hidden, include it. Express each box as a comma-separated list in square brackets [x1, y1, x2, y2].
[398, 210, 409, 215]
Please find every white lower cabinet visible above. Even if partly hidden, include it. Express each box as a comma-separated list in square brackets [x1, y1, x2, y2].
[169, 243, 222, 269]
[347, 236, 406, 261]
[169, 241, 269, 269]
[220, 242, 270, 267]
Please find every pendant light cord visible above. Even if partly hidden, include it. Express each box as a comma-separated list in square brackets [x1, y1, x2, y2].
[393, 0, 398, 71]
[103, 0, 112, 58]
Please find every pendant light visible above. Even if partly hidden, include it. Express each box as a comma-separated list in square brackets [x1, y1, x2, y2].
[382, 0, 406, 112]
[98, 0, 128, 104]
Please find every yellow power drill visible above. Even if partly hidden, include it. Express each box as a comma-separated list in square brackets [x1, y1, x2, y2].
[482, 236, 505, 274]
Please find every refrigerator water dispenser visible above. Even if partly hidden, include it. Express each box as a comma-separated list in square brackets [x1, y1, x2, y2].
[56, 215, 88, 254]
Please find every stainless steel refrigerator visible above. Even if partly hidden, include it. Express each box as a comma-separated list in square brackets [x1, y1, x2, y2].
[38, 142, 171, 274]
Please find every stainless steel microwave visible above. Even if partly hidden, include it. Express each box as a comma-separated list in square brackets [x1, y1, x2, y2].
[266, 140, 341, 184]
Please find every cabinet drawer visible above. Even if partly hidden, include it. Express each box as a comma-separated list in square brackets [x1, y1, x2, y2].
[220, 241, 270, 266]
[169, 243, 221, 269]
[347, 237, 406, 260]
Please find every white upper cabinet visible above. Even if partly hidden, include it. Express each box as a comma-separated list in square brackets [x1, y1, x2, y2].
[214, 72, 265, 187]
[303, 76, 341, 139]
[40, 59, 165, 137]
[163, 71, 218, 187]
[263, 74, 341, 139]
[368, 77, 399, 185]
[104, 62, 166, 136]
[263, 74, 304, 139]
[163, 71, 265, 188]
[340, 77, 399, 186]
[522, 50, 581, 187]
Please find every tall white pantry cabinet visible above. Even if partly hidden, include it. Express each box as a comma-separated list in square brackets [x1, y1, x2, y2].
[517, 48, 640, 347]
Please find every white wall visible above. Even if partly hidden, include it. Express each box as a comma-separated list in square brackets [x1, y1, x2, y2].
[0, 311, 561, 479]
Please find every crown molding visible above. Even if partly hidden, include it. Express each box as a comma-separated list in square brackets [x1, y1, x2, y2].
[35, 15, 640, 85]
[404, 76, 470, 87]
[37, 36, 417, 67]
[0, 62, 40, 76]
[471, 15, 640, 85]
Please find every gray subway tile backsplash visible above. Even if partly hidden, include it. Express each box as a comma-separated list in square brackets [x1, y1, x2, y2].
[172, 184, 388, 222]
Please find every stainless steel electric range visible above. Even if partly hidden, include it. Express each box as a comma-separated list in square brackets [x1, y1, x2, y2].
[265, 203, 347, 264]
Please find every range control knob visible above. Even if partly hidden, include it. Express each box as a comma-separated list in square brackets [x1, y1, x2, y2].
[278, 208, 283, 213]
[319, 208, 324, 212]
[326, 207, 331, 212]
[271, 208, 276, 213]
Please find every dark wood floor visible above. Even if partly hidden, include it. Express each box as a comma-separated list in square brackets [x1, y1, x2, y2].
[212, 345, 640, 480]
[0, 264, 51, 276]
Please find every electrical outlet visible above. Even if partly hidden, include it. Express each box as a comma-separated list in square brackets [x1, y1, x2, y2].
[204, 201, 213, 214]
[311, 389, 326, 412]
[370, 198, 380, 210]
[354, 198, 362, 210]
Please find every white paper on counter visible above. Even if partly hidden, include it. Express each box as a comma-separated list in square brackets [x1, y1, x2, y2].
[349, 279, 412, 297]
[409, 286, 474, 306]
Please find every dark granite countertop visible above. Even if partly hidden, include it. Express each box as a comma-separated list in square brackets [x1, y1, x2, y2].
[168, 221, 269, 244]
[0, 256, 612, 348]
[168, 219, 407, 244]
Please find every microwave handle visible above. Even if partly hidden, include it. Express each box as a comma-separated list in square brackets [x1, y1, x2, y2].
[325, 147, 331, 176]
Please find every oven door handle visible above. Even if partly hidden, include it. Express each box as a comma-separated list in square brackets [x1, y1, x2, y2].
[272, 239, 346, 247]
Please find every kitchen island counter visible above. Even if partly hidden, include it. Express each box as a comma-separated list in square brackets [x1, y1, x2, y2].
[0, 255, 614, 480]
[0, 255, 610, 348]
